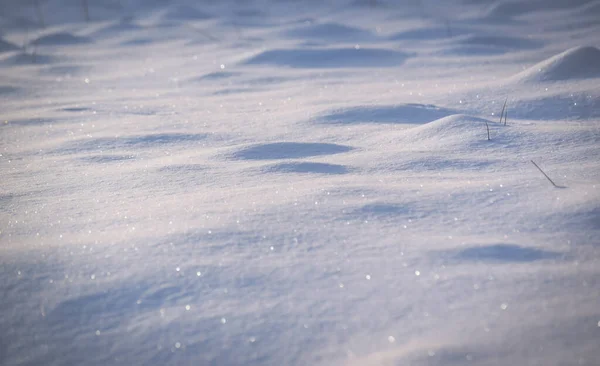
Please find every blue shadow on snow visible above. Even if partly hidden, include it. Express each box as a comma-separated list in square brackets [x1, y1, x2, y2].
[231, 142, 353, 160]
[263, 161, 349, 175]
[243, 48, 412, 68]
[442, 244, 562, 263]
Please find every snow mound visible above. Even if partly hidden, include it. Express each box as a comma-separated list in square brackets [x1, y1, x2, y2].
[511, 46, 600, 82]
[317, 103, 457, 124]
[242, 48, 412, 68]
[399, 114, 499, 149]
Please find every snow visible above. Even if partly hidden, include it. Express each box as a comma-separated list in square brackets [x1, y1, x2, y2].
[1, 0, 599, 365]
[0, 38, 19, 52]
[511, 46, 600, 82]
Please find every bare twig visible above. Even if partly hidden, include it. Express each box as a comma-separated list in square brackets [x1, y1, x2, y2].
[503, 106, 508, 125]
[531, 160, 560, 188]
[485, 121, 490, 140]
[499, 98, 507, 124]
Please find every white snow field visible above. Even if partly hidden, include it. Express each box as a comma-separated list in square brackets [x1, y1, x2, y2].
[1, 0, 599, 365]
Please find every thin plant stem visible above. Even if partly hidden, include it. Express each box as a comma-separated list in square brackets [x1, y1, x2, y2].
[531, 160, 560, 188]
[499, 98, 507, 124]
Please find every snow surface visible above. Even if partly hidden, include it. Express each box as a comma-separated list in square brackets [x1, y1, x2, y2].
[1, 0, 599, 365]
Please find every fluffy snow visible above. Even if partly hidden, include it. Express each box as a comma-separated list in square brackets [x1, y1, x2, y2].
[511, 46, 600, 82]
[1, 0, 599, 365]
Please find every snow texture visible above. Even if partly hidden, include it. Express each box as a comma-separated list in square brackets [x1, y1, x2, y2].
[1, 0, 599, 366]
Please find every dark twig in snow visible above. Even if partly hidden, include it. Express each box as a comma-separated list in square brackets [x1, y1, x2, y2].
[504, 106, 508, 126]
[485, 121, 491, 140]
[499, 98, 507, 124]
[531, 160, 561, 188]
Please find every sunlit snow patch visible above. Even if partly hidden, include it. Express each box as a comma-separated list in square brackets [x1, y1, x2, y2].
[511, 46, 600, 82]
[317, 103, 457, 124]
[398, 114, 503, 150]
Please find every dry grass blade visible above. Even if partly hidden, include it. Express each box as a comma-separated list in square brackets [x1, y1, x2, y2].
[485, 121, 490, 140]
[531, 160, 563, 188]
[499, 98, 507, 124]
